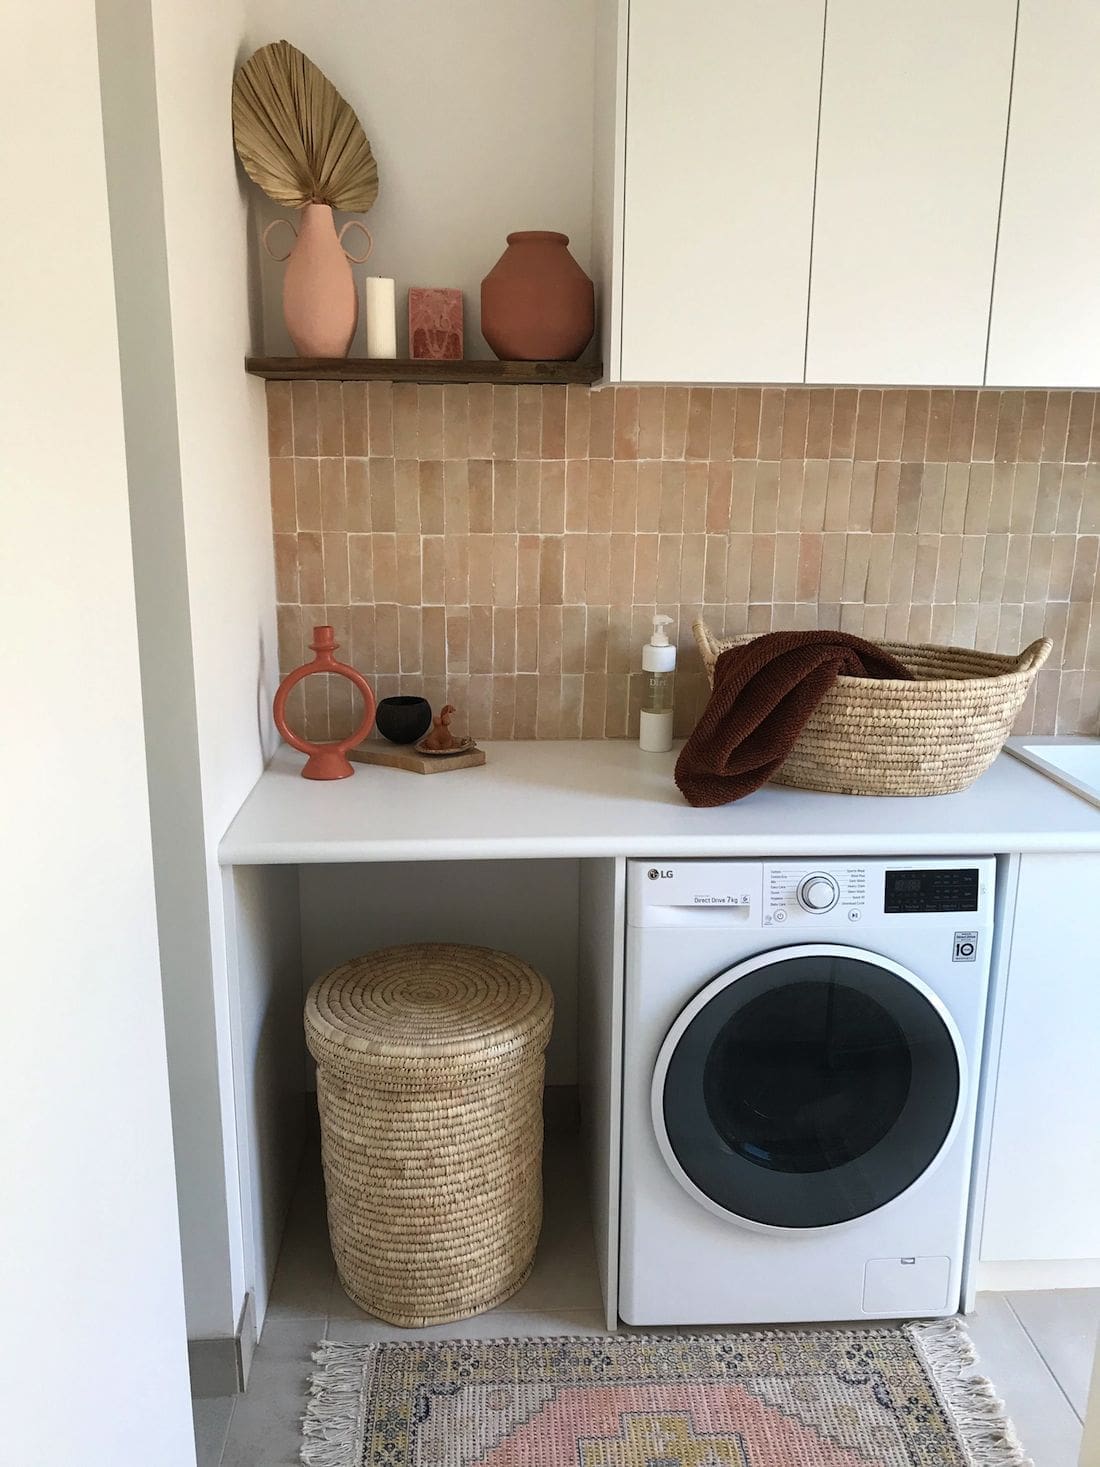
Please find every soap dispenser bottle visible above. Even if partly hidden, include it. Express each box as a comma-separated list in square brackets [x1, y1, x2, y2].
[640, 613, 676, 752]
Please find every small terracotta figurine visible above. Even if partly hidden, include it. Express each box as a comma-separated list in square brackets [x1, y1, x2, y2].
[419, 703, 458, 752]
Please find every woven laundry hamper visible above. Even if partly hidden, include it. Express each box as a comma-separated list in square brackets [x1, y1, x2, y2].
[304, 943, 554, 1327]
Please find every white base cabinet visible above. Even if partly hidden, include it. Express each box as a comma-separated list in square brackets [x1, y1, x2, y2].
[981, 854, 1100, 1273]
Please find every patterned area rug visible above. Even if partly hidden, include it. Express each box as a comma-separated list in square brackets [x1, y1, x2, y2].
[301, 1322, 1027, 1467]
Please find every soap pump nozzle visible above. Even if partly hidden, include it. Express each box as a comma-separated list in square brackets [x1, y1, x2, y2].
[650, 613, 673, 647]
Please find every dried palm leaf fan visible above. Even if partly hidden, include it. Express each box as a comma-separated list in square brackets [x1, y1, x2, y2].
[232, 40, 378, 210]
[234, 41, 379, 358]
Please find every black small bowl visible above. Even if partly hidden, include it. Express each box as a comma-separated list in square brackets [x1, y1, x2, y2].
[375, 695, 432, 745]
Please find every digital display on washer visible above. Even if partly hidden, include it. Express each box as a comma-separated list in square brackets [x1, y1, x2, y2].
[885, 867, 979, 914]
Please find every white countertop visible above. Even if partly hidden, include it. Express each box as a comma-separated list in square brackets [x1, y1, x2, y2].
[218, 741, 1100, 865]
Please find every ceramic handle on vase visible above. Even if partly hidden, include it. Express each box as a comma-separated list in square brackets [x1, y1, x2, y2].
[339, 221, 373, 264]
[261, 217, 297, 262]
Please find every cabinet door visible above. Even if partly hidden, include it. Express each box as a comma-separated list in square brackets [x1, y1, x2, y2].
[986, 1, 1100, 387]
[806, 0, 1015, 385]
[981, 855, 1100, 1265]
[620, 0, 824, 384]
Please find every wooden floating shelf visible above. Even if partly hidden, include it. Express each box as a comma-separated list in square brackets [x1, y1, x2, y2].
[245, 356, 603, 385]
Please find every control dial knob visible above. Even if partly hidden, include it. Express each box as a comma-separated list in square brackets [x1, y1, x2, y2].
[797, 874, 839, 913]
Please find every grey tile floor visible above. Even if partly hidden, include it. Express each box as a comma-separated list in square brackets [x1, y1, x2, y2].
[195, 1132, 1099, 1466]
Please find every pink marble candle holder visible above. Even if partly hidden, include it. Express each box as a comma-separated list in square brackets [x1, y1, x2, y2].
[408, 287, 464, 360]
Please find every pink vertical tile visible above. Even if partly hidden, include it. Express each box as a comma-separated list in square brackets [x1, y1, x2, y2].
[493, 461, 517, 532]
[346, 458, 371, 531]
[467, 384, 493, 457]
[492, 387, 518, 459]
[758, 389, 784, 459]
[319, 459, 347, 529]
[805, 389, 834, 460]
[662, 387, 689, 459]
[878, 390, 906, 460]
[418, 386, 444, 460]
[392, 383, 418, 457]
[733, 388, 762, 459]
[900, 389, 929, 461]
[853, 389, 882, 460]
[541, 460, 566, 534]
[925, 390, 953, 462]
[517, 386, 542, 460]
[291, 382, 319, 455]
[541, 386, 567, 459]
[636, 384, 662, 457]
[685, 388, 713, 460]
[565, 460, 589, 532]
[780, 388, 809, 459]
[1017, 390, 1047, 463]
[614, 386, 640, 459]
[317, 382, 344, 455]
[587, 459, 614, 533]
[588, 387, 615, 457]
[565, 384, 591, 458]
[270, 459, 296, 532]
[294, 457, 322, 530]
[442, 385, 469, 459]
[708, 389, 735, 461]
[348, 533, 373, 604]
[467, 460, 492, 533]
[1066, 391, 1096, 463]
[611, 460, 638, 532]
[366, 382, 393, 455]
[267, 382, 293, 456]
[705, 464, 733, 533]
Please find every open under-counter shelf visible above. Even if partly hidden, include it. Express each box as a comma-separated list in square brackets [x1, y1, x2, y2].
[245, 356, 603, 385]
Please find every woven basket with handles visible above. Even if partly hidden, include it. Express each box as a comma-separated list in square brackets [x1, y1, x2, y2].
[693, 619, 1052, 797]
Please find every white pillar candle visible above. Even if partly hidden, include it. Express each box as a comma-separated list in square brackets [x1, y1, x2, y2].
[364, 276, 397, 358]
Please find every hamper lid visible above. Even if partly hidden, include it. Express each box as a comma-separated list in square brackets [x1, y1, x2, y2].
[304, 943, 554, 1079]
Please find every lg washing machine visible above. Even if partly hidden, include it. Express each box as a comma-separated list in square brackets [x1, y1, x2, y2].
[619, 857, 995, 1325]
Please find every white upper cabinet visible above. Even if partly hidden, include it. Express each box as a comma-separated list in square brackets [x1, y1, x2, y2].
[617, 0, 825, 384]
[986, 2, 1100, 387]
[805, 0, 1016, 385]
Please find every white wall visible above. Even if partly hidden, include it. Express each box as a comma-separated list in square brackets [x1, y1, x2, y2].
[96, 0, 241, 1347]
[246, 0, 598, 357]
[95, 0, 284, 1344]
[0, 2, 195, 1461]
[146, 0, 283, 1340]
[299, 861, 581, 1085]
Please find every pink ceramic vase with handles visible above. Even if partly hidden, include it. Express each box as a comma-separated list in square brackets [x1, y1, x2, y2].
[263, 203, 373, 358]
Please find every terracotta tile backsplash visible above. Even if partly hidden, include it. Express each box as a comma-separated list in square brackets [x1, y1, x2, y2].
[268, 382, 1100, 742]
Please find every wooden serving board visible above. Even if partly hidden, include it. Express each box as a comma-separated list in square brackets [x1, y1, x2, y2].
[348, 743, 486, 775]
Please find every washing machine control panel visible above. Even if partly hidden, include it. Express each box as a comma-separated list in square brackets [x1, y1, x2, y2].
[765, 864, 867, 925]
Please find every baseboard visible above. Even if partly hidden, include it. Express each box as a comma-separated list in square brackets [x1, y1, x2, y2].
[188, 1291, 256, 1398]
[977, 1258, 1100, 1292]
[544, 1083, 579, 1137]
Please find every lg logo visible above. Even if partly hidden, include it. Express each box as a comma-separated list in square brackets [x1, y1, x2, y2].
[648, 868, 673, 880]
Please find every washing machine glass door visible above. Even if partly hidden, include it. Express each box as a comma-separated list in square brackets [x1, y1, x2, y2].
[653, 944, 963, 1230]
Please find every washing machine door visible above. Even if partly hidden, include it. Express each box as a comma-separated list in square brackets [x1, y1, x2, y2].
[652, 943, 965, 1231]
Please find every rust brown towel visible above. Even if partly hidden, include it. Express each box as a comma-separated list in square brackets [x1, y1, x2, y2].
[675, 630, 913, 807]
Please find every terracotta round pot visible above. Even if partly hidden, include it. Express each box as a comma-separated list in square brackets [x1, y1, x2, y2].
[480, 231, 594, 361]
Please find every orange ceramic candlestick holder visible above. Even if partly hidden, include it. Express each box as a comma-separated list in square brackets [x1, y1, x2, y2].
[273, 625, 376, 779]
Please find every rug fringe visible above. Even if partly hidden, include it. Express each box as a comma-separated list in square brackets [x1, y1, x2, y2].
[910, 1319, 1034, 1467]
[300, 1341, 373, 1467]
